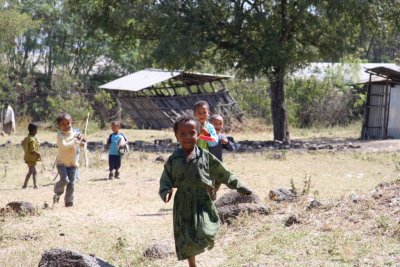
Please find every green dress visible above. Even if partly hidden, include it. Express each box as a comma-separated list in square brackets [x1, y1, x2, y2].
[159, 146, 251, 260]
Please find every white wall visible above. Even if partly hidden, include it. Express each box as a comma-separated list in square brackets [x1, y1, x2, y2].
[388, 85, 400, 138]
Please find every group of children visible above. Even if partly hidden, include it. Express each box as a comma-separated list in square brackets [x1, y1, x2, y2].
[21, 100, 251, 267]
[22, 113, 127, 207]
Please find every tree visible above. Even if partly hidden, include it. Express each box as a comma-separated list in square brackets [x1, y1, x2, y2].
[0, 0, 33, 54]
[132, 1, 374, 142]
[68, 0, 396, 141]
[353, 1, 400, 62]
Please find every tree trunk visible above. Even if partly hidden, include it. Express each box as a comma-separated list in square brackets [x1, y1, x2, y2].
[269, 68, 290, 143]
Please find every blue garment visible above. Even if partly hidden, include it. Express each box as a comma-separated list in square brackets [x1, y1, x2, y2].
[54, 165, 78, 204]
[107, 132, 127, 155]
[197, 121, 219, 149]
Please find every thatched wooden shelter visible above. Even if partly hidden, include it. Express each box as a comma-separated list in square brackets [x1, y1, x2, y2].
[361, 66, 400, 139]
[99, 69, 243, 129]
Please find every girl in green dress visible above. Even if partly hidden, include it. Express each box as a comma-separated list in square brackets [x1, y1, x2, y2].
[159, 115, 252, 267]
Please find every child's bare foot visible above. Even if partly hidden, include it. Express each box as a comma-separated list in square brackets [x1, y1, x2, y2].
[53, 194, 60, 204]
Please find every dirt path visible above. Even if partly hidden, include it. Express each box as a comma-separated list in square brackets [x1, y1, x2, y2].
[355, 139, 400, 152]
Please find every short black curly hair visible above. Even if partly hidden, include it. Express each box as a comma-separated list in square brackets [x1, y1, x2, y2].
[56, 112, 73, 125]
[28, 123, 38, 134]
[193, 100, 210, 113]
[173, 115, 201, 134]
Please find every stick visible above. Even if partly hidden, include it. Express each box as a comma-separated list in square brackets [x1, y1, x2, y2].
[51, 156, 58, 180]
[52, 171, 59, 181]
[0, 108, 3, 131]
[83, 112, 90, 168]
[84, 112, 90, 137]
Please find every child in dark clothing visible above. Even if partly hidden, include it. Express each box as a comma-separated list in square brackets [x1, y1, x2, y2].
[208, 114, 234, 161]
[21, 123, 41, 189]
[105, 121, 128, 179]
[208, 114, 235, 199]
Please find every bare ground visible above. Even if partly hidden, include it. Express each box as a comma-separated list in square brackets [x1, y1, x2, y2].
[0, 128, 400, 266]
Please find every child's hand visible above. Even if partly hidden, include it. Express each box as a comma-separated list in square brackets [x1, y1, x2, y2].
[238, 187, 252, 196]
[164, 189, 173, 203]
[220, 134, 229, 144]
[200, 128, 209, 136]
[76, 133, 83, 141]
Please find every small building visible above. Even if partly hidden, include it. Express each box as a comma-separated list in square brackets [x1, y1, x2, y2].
[361, 66, 400, 139]
[99, 69, 243, 129]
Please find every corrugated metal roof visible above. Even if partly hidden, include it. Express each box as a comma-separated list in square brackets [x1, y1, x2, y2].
[99, 69, 232, 92]
[358, 76, 390, 84]
[99, 69, 181, 91]
[366, 66, 400, 82]
[292, 63, 400, 84]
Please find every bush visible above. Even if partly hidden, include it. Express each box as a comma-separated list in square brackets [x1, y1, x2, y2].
[46, 94, 92, 128]
[93, 90, 117, 129]
[227, 78, 271, 123]
[227, 65, 364, 128]
[286, 66, 364, 127]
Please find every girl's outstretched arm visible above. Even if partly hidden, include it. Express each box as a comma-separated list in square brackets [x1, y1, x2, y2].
[209, 153, 252, 195]
[159, 158, 173, 202]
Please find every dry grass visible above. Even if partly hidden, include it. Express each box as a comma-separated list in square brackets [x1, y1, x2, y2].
[228, 118, 362, 141]
[0, 123, 400, 266]
[5, 118, 362, 145]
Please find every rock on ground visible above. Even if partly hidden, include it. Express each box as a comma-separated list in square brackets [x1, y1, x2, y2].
[38, 248, 114, 267]
[269, 188, 297, 202]
[218, 203, 269, 224]
[154, 156, 166, 163]
[6, 201, 36, 215]
[143, 243, 173, 259]
[215, 191, 268, 224]
[215, 191, 261, 207]
[285, 215, 300, 227]
[307, 198, 322, 209]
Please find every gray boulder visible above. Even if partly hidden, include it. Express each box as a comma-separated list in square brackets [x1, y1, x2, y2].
[6, 201, 36, 215]
[215, 191, 260, 207]
[269, 188, 297, 202]
[218, 203, 269, 224]
[307, 199, 322, 209]
[215, 192, 268, 224]
[38, 248, 114, 267]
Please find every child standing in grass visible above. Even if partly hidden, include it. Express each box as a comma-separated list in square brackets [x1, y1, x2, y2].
[159, 115, 252, 267]
[208, 114, 235, 199]
[105, 121, 128, 179]
[53, 112, 85, 207]
[21, 123, 41, 189]
[193, 100, 218, 150]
